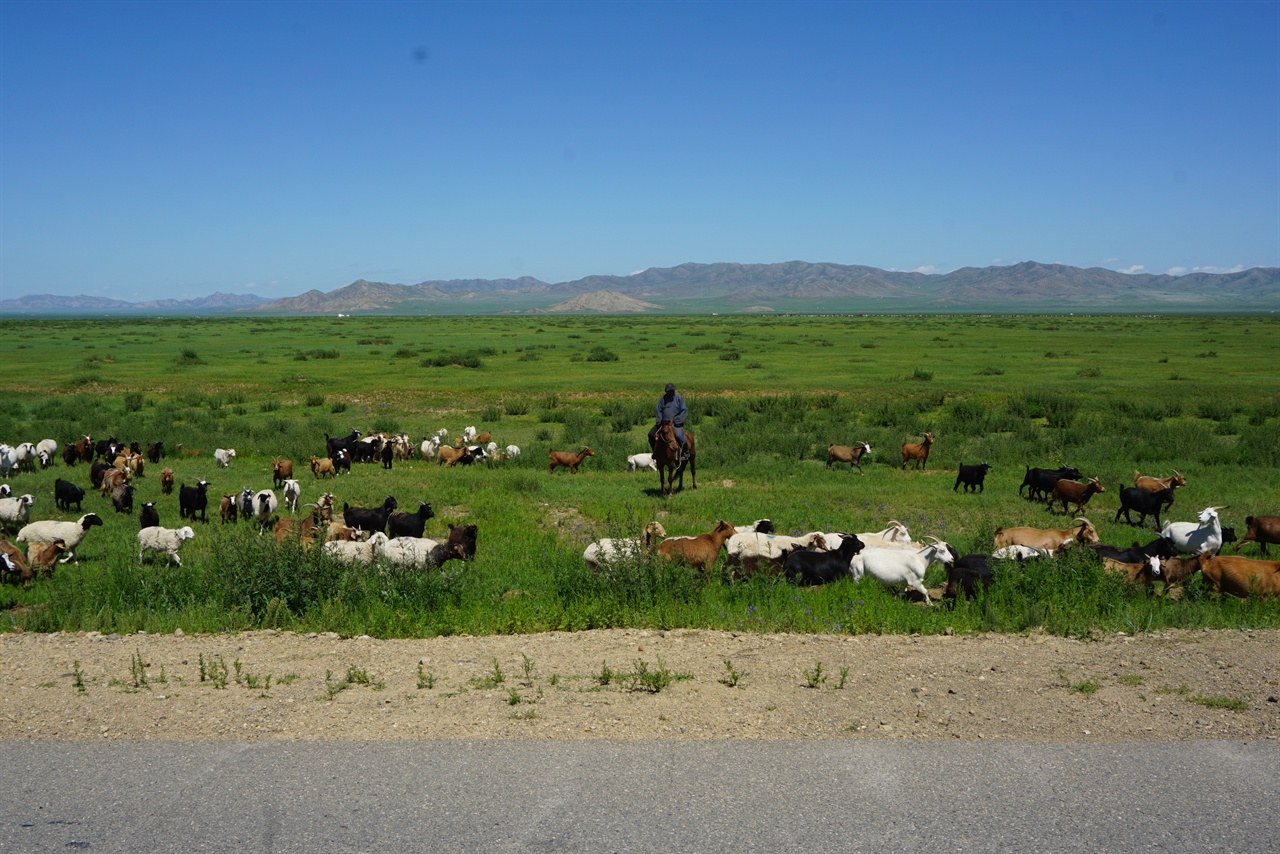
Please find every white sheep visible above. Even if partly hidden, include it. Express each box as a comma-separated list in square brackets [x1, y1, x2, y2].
[505, 444, 521, 458]
[724, 531, 827, 571]
[322, 532, 387, 564]
[282, 479, 302, 514]
[376, 535, 466, 568]
[627, 452, 658, 472]
[253, 489, 279, 534]
[583, 522, 667, 570]
[35, 439, 58, 469]
[13, 443, 37, 473]
[138, 526, 196, 566]
[850, 537, 956, 605]
[17, 513, 104, 564]
[0, 484, 10, 497]
[214, 448, 237, 468]
[0, 494, 35, 533]
[0, 446, 18, 477]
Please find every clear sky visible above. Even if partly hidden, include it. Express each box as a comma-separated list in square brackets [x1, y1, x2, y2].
[1, 0, 1277, 302]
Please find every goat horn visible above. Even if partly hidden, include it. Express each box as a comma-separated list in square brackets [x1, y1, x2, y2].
[886, 519, 905, 528]
[1173, 469, 1182, 476]
[1072, 517, 1091, 524]
[925, 535, 942, 544]
[1209, 505, 1229, 511]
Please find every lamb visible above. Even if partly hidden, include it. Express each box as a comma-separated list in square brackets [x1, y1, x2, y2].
[35, 439, 58, 469]
[0, 494, 35, 533]
[583, 522, 667, 570]
[323, 532, 388, 565]
[17, 513, 104, 564]
[138, 526, 196, 566]
[214, 448, 236, 468]
[376, 536, 468, 569]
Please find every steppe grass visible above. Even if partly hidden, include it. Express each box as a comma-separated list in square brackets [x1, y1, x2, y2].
[0, 314, 1277, 637]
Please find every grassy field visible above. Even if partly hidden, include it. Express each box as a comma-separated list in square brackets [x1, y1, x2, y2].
[1, 313, 1277, 638]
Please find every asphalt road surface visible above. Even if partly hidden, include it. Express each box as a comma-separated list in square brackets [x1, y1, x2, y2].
[2, 740, 1276, 852]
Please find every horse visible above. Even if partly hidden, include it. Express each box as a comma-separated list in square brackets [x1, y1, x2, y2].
[653, 420, 696, 497]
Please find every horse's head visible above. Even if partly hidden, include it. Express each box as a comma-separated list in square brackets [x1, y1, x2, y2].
[656, 420, 680, 451]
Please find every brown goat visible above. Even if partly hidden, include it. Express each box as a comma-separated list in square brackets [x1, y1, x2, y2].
[1197, 552, 1280, 598]
[1135, 470, 1187, 498]
[27, 539, 69, 574]
[1148, 555, 1203, 597]
[310, 455, 336, 478]
[548, 447, 595, 474]
[657, 520, 738, 571]
[1049, 477, 1106, 515]
[160, 467, 175, 494]
[437, 445, 471, 467]
[272, 458, 294, 488]
[827, 442, 871, 474]
[99, 467, 129, 496]
[1236, 515, 1280, 556]
[472, 431, 492, 445]
[900, 433, 934, 471]
[994, 518, 1100, 551]
[0, 537, 33, 585]
[219, 494, 238, 524]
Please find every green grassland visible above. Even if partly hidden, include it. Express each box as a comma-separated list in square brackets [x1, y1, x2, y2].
[1, 313, 1277, 638]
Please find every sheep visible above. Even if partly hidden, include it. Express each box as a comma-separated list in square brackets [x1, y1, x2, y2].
[54, 479, 85, 512]
[138, 526, 195, 566]
[0, 537, 34, 585]
[323, 532, 388, 565]
[376, 536, 468, 569]
[179, 480, 211, 522]
[548, 447, 595, 474]
[0, 484, 8, 498]
[282, 479, 302, 514]
[253, 489, 279, 534]
[850, 537, 956, 605]
[0, 445, 18, 477]
[627, 452, 658, 472]
[214, 448, 236, 468]
[724, 530, 826, 577]
[160, 467, 175, 494]
[901, 433, 934, 471]
[139, 502, 160, 530]
[35, 439, 58, 469]
[583, 522, 667, 570]
[387, 501, 435, 539]
[16, 513, 104, 564]
[0, 494, 35, 533]
[13, 442, 38, 473]
[1161, 506, 1228, 556]
[657, 520, 737, 571]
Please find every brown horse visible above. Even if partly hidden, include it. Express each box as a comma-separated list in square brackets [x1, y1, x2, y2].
[653, 420, 696, 497]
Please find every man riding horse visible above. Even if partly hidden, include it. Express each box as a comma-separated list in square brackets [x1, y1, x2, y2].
[649, 383, 689, 461]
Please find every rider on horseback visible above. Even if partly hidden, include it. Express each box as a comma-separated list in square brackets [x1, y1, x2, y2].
[649, 383, 689, 462]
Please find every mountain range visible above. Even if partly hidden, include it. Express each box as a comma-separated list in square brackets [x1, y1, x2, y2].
[2, 261, 1276, 315]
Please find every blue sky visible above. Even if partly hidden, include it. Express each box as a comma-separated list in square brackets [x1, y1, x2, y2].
[1, 0, 1277, 301]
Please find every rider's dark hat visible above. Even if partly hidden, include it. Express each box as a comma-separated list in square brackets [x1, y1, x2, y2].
[665, 383, 676, 392]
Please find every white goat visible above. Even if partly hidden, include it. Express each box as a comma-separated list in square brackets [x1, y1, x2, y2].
[138, 526, 195, 566]
[17, 513, 104, 564]
[420, 436, 441, 460]
[214, 448, 237, 468]
[850, 537, 955, 605]
[627, 452, 658, 472]
[1161, 506, 1227, 556]
[583, 522, 667, 570]
[505, 444, 521, 458]
[0, 494, 35, 533]
[282, 479, 302, 514]
[855, 520, 919, 550]
[992, 544, 1054, 561]
[376, 536, 466, 568]
[463, 426, 477, 441]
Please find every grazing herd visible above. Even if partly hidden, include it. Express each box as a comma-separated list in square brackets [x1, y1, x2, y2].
[1, 423, 1277, 605]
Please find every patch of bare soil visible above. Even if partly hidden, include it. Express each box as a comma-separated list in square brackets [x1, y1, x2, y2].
[1, 629, 1278, 742]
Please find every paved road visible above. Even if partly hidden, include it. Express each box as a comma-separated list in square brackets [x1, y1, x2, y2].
[2, 740, 1276, 852]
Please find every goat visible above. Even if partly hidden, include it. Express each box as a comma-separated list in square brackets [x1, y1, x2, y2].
[420, 435, 441, 460]
[160, 467, 174, 494]
[310, 455, 337, 478]
[1, 537, 34, 584]
[1134, 470, 1187, 502]
[943, 554, 995, 599]
[282, 479, 302, 514]
[445, 523, 479, 560]
[178, 481, 211, 522]
[219, 494, 238, 524]
[627, 452, 658, 472]
[436, 445, 471, 467]
[1161, 506, 1227, 556]
[1115, 486, 1175, 529]
[213, 448, 236, 468]
[236, 487, 255, 522]
[900, 433, 934, 471]
[27, 539, 69, 574]
[657, 520, 737, 571]
[343, 496, 399, 535]
[548, 447, 594, 474]
[954, 462, 992, 493]
[110, 482, 135, 515]
[583, 522, 667, 570]
[17, 513, 103, 564]
[272, 458, 294, 488]
[325, 429, 362, 460]
[854, 520, 917, 551]
[1236, 515, 1280, 556]
[827, 442, 872, 474]
[1019, 465, 1083, 501]
[1088, 537, 1180, 567]
[1196, 552, 1280, 598]
[991, 544, 1055, 561]
[994, 517, 1100, 551]
[146, 442, 164, 464]
[850, 537, 955, 605]
[724, 531, 826, 577]
[139, 502, 160, 530]
[784, 534, 864, 586]
[1049, 477, 1105, 515]
[387, 502, 435, 539]
[54, 479, 85, 512]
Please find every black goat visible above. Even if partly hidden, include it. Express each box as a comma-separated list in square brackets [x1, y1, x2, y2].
[179, 480, 210, 522]
[54, 478, 85, 512]
[784, 534, 864, 586]
[446, 522, 479, 560]
[954, 462, 992, 493]
[943, 554, 995, 599]
[1088, 537, 1180, 566]
[343, 496, 399, 535]
[387, 502, 434, 539]
[1019, 465, 1083, 501]
[1115, 486, 1175, 529]
[139, 502, 160, 529]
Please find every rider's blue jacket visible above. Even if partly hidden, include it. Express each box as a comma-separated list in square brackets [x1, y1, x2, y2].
[655, 392, 687, 427]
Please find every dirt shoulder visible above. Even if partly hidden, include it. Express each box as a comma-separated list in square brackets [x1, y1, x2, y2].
[1, 628, 1277, 742]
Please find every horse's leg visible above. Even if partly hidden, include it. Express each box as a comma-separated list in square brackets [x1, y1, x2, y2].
[689, 451, 696, 490]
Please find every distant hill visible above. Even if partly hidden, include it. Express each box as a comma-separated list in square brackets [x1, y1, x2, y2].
[2, 262, 1276, 315]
